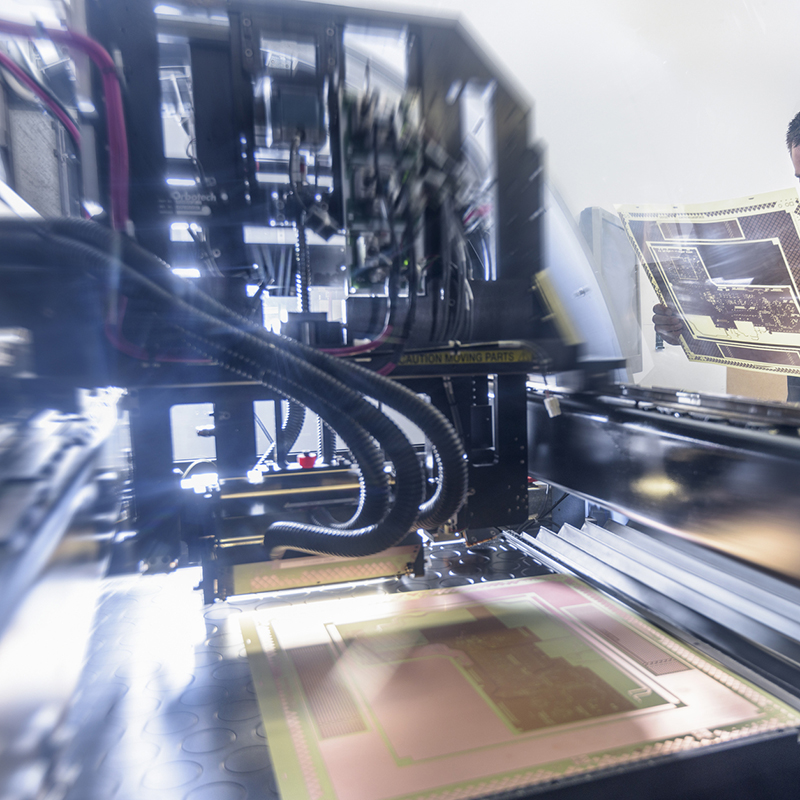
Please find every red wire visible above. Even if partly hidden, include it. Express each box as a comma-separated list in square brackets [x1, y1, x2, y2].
[0, 51, 81, 145]
[320, 324, 394, 356]
[104, 296, 148, 360]
[105, 295, 210, 364]
[0, 19, 396, 369]
[0, 19, 129, 230]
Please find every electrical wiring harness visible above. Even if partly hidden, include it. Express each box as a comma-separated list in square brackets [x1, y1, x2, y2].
[0, 218, 468, 558]
[0, 19, 129, 230]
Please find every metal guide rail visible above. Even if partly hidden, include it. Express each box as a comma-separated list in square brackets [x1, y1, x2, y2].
[527, 384, 800, 583]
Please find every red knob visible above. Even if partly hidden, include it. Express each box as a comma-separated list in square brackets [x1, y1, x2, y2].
[297, 452, 317, 469]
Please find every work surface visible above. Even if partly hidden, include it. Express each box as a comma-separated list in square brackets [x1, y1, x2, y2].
[244, 575, 799, 800]
[54, 541, 800, 800]
[57, 541, 547, 800]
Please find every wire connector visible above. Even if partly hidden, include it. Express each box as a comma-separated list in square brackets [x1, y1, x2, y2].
[544, 393, 561, 419]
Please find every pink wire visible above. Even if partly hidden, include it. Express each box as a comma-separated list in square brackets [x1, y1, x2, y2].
[320, 324, 394, 356]
[105, 296, 210, 364]
[0, 51, 81, 145]
[0, 19, 129, 230]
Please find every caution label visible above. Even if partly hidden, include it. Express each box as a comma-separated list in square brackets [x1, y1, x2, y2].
[398, 349, 533, 367]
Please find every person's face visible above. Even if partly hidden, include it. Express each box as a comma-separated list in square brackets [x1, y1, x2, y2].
[792, 145, 800, 181]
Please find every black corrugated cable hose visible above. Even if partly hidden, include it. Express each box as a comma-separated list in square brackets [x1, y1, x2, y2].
[0, 229, 430, 557]
[295, 213, 311, 313]
[0, 230, 408, 555]
[42, 218, 468, 531]
[261, 400, 306, 466]
[0, 228, 392, 534]
[282, 399, 307, 458]
[175, 327, 424, 558]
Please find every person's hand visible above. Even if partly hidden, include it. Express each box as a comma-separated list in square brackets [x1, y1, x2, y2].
[652, 303, 684, 346]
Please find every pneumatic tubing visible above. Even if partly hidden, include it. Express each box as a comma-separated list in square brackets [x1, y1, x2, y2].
[41, 219, 468, 530]
[0, 229, 425, 556]
[176, 329, 424, 557]
[0, 229, 391, 532]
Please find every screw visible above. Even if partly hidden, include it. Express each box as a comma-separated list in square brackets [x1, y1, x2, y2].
[245, 48, 253, 58]
[219, 411, 231, 420]
[212, 248, 222, 258]
[242, 17, 251, 26]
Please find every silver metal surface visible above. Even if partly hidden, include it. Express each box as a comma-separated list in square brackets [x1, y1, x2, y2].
[54, 540, 547, 799]
[518, 521, 800, 705]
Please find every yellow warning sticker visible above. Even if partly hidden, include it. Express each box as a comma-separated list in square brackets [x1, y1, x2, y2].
[398, 349, 533, 367]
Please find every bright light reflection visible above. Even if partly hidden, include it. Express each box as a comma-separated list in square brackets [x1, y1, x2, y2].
[631, 474, 684, 500]
[170, 221, 202, 242]
[83, 199, 104, 217]
[246, 468, 265, 484]
[229, 576, 393, 605]
[172, 267, 201, 278]
[180, 472, 219, 492]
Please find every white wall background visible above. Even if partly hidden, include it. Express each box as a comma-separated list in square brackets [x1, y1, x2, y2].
[338, 0, 800, 210]
[322, 0, 800, 394]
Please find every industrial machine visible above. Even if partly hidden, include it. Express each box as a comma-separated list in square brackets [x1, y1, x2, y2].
[1, 0, 582, 600]
[2, 1, 800, 799]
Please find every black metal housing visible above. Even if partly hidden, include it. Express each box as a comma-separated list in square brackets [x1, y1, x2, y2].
[70, 0, 578, 568]
[528, 386, 800, 582]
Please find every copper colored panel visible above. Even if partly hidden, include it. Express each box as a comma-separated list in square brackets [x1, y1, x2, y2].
[241, 574, 800, 800]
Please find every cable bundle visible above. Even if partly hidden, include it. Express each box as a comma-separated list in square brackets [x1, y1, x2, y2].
[0, 219, 468, 559]
[0, 19, 129, 230]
